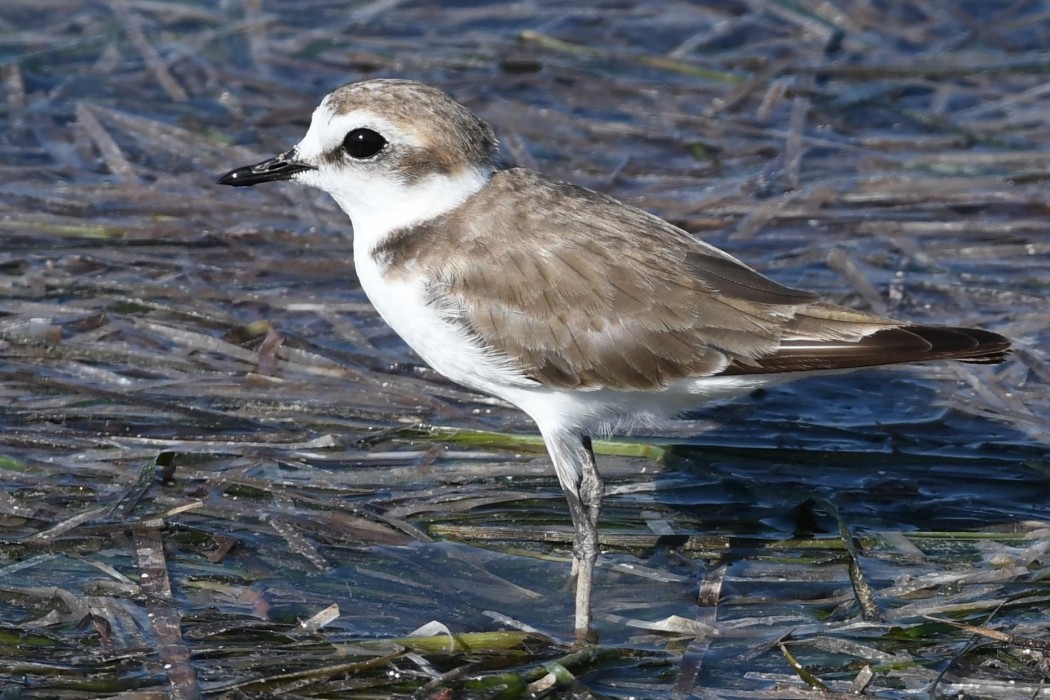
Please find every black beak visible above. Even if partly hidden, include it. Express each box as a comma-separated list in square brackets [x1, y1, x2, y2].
[217, 150, 316, 187]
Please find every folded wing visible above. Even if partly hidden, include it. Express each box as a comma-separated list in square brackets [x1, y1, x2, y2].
[385, 169, 1009, 391]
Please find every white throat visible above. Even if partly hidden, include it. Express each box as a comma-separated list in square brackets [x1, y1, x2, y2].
[302, 165, 492, 253]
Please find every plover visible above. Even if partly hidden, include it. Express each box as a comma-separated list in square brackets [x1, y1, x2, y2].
[218, 79, 1010, 638]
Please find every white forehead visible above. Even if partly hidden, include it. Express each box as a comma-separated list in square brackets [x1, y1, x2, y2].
[294, 97, 423, 160]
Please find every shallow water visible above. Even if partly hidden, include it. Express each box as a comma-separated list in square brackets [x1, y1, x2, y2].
[1, 1, 1048, 697]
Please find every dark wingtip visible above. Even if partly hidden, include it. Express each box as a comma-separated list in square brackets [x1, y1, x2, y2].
[723, 325, 1011, 376]
[928, 326, 1012, 364]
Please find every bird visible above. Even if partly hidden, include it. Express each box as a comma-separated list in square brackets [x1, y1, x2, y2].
[218, 79, 1011, 639]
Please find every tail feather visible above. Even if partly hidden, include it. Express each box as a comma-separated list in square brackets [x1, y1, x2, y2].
[723, 325, 1010, 375]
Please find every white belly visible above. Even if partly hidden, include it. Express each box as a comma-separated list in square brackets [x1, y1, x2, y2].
[354, 247, 535, 398]
[353, 244, 807, 438]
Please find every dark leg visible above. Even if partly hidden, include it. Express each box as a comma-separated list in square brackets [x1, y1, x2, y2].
[574, 435, 603, 640]
[541, 428, 604, 640]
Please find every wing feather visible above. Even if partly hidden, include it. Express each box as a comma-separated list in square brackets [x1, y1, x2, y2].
[374, 169, 1008, 390]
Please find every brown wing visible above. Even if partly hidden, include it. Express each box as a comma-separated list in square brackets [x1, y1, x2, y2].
[722, 325, 1010, 375]
[376, 169, 1009, 390]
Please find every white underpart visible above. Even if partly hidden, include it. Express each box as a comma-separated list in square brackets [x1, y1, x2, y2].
[289, 101, 535, 396]
[286, 96, 814, 494]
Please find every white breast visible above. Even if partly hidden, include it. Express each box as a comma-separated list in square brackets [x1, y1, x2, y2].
[354, 243, 786, 437]
[353, 245, 537, 398]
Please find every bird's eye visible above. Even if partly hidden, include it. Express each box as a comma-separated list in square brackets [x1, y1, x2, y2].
[341, 128, 387, 159]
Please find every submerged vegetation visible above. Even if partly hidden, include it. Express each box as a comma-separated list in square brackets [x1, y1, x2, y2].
[0, 0, 1047, 697]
